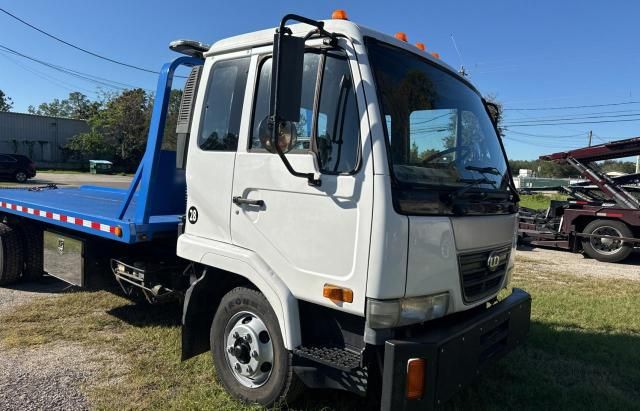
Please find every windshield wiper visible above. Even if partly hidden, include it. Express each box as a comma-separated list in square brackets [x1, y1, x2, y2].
[465, 165, 501, 175]
[449, 178, 497, 200]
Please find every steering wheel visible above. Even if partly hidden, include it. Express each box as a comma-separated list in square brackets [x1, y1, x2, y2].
[421, 145, 472, 165]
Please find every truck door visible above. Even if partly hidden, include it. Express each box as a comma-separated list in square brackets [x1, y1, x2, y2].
[230, 41, 373, 314]
[185, 53, 251, 243]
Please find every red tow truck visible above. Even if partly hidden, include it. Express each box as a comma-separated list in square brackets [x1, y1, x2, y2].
[518, 137, 640, 263]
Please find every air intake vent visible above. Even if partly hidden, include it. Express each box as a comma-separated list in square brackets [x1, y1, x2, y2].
[176, 65, 203, 134]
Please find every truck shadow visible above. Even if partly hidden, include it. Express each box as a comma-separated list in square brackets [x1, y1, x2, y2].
[4, 274, 73, 294]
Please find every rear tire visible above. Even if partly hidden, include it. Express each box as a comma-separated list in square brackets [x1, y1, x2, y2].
[16, 224, 44, 281]
[210, 287, 304, 408]
[581, 219, 633, 263]
[0, 223, 25, 286]
[14, 170, 28, 183]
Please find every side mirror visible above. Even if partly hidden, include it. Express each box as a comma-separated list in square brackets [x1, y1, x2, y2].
[258, 117, 298, 153]
[271, 32, 305, 122]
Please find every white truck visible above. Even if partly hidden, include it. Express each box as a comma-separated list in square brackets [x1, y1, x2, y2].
[0, 11, 530, 410]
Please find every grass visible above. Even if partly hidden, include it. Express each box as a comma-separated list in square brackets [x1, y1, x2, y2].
[519, 193, 568, 210]
[1, 262, 639, 410]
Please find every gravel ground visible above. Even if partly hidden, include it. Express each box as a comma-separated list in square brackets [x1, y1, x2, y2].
[0, 277, 103, 411]
[516, 246, 640, 281]
[0, 343, 98, 411]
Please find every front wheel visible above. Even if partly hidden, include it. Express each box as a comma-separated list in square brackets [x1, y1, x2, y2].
[210, 287, 304, 407]
[581, 219, 633, 263]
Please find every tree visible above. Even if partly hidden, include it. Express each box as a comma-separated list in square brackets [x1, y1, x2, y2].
[28, 92, 100, 119]
[0, 90, 13, 112]
[484, 94, 504, 136]
[90, 89, 151, 169]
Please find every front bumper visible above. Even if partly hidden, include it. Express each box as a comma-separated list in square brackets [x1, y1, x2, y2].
[381, 288, 531, 410]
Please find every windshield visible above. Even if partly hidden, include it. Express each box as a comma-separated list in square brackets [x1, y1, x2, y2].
[367, 39, 515, 215]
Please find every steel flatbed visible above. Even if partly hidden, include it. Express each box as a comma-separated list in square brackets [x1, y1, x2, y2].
[0, 56, 202, 245]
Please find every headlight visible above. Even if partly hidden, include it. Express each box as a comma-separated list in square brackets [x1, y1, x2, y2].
[366, 292, 449, 329]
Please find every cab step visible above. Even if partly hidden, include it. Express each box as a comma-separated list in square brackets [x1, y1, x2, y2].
[294, 346, 362, 372]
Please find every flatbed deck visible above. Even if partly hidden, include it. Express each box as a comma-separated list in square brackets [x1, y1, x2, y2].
[0, 185, 181, 243]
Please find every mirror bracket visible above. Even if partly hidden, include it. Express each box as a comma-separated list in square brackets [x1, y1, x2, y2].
[270, 14, 333, 187]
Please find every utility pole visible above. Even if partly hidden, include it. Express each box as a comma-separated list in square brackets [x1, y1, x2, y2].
[588, 130, 592, 147]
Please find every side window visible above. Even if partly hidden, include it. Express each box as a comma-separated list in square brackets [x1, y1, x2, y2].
[251, 50, 360, 174]
[316, 52, 359, 173]
[198, 57, 250, 151]
[251, 53, 320, 150]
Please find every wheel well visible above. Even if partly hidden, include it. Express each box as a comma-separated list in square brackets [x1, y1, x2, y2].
[181, 265, 254, 361]
[572, 216, 595, 234]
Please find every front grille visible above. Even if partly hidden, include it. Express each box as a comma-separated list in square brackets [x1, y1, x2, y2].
[458, 245, 511, 303]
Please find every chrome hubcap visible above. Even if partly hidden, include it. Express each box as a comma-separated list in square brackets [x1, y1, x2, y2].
[16, 172, 26, 182]
[590, 226, 624, 254]
[224, 311, 273, 388]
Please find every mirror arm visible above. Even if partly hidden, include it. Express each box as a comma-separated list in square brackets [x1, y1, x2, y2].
[272, 133, 321, 187]
[278, 14, 335, 39]
[271, 14, 325, 187]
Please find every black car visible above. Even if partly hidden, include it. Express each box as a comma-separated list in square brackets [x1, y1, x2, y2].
[0, 154, 36, 183]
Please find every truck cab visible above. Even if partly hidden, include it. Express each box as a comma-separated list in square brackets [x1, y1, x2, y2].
[176, 12, 530, 410]
[0, 10, 529, 410]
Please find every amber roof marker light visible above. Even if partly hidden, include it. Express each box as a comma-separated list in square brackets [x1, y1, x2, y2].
[331, 9, 349, 20]
[431, 52, 441, 59]
[415, 42, 426, 51]
[394, 32, 408, 42]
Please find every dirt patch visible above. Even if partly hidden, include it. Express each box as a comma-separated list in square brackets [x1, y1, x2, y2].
[516, 247, 640, 281]
[0, 277, 125, 410]
[0, 276, 69, 315]
[0, 342, 124, 411]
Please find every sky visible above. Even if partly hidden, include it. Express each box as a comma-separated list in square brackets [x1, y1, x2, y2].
[1, 0, 639, 160]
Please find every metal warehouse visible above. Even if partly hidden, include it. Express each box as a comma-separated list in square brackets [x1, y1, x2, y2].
[0, 111, 88, 165]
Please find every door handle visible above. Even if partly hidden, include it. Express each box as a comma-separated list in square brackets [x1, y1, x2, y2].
[232, 196, 265, 207]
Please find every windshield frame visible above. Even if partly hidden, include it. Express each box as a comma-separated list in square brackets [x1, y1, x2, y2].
[364, 37, 517, 216]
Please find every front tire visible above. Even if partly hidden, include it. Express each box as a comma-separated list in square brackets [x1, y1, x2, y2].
[581, 219, 633, 263]
[210, 287, 304, 408]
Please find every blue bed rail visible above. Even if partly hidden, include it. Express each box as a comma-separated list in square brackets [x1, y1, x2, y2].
[0, 56, 204, 244]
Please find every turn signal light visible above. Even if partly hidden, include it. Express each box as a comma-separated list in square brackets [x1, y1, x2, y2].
[431, 52, 441, 59]
[395, 32, 408, 42]
[331, 9, 349, 20]
[415, 42, 426, 51]
[114, 226, 123, 237]
[406, 358, 426, 400]
[323, 284, 353, 303]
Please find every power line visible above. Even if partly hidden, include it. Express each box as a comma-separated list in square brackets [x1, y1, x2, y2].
[505, 108, 640, 121]
[504, 129, 586, 139]
[505, 118, 640, 127]
[505, 100, 640, 111]
[0, 7, 159, 75]
[0, 50, 97, 95]
[0, 43, 153, 92]
[503, 112, 640, 125]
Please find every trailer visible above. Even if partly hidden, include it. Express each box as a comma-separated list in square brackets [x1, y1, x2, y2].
[518, 137, 640, 263]
[0, 11, 531, 410]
